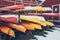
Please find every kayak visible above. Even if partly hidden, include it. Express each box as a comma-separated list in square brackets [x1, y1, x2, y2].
[20, 15, 54, 26]
[0, 15, 18, 24]
[28, 13, 60, 20]
[38, 20, 54, 26]
[20, 22, 35, 30]
[0, 17, 18, 24]
[20, 15, 46, 26]
[43, 21, 54, 26]
[31, 6, 45, 11]
[7, 23, 26, 33]
[0, 5, 24, 10]
[28, 23, 42, 30]
[0, 26, 15, 37]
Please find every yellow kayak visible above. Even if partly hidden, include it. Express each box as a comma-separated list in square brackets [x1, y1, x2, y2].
[32, 6, 45, 11]
[20, 16, 46, 26]
[20, 15, 54, 27]
[39, 20, 54, 26]
[28, 23, 42, 30]
[44, 21, 54, 26]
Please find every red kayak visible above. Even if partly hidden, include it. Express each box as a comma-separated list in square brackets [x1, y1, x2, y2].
[39, 13, 60, 20]
[28, 13, 59, 17]
[0, 15, 18, 23]
[28, 13, 60, 20]
[0, 5, 24, 10]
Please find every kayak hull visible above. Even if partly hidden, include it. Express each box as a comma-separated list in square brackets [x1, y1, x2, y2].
[0, 26, 15, 37]
[7, 23, 26, 33]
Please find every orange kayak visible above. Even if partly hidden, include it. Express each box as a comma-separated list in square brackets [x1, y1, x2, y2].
[20, 22, 35, 30]
[0, 26, 15, 37]
[0, 17, 18, 24]
[7, 23, 26, 33]
[28, 23, 42, 30]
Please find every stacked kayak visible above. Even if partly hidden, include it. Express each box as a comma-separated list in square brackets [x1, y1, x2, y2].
[31, 6, 46, 11]
[20, 16, 46, 26]
[0, 5, 52, 12]
[0, 15, 55, 38]
[20, 15, 54, 27]
[28, 23, 42, 30]
[20, 22, 35, 30]
[0, 15, 26, 37]
[7, 23, 26, 33]
[0, 15, 18, 24]
[0, 26, 15, 37]
[28, 13, 60, 20]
